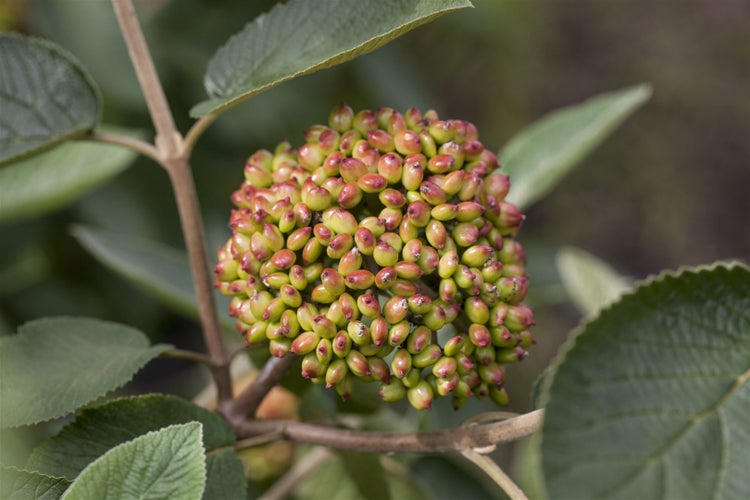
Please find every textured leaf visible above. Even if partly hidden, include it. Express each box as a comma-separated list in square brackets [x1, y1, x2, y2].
[500, 84, 652, 209]
[0, 128, 140, 224]
[0, 33, 99, 166]
[0, 317, 170, 428]
[557, 246, 631, 317]
[61, 423, 206, 500]
[0, 467, 70, 500]
[202, 450, 246, 500]
[26, 394, 234, 480]
[542, 263, 750, 499]
[70, 225, 233, 331]
[191, 0, 473, 117]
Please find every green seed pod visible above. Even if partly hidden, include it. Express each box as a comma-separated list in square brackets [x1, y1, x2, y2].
[478, 362, 505, 388]
[370, 317, 389, 346]
[432, 356, 458, 379]
[402, 367, 422, 388]
[435, 373, 459, 396]
[269, 337, 292, 358]
[387, 320, 411, 346]
[301, 352, 327, 379]
[443, 335, 467, 357]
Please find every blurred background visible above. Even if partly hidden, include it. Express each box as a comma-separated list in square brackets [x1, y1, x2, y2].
[1, 0, 748, 492]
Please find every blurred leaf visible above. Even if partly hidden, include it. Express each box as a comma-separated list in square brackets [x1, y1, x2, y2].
[512, 435, 547, 500]
[26, 394, 234, 480]
[295, 454, 425, 500]
[0, 33, 99, 166]
[0, 467, 70, 500]
[0, 127, 140, 224]
[191, 0, 473, 117]
[500, 84, 652, 209]
[412, 456, 497, 500]
[556, 246, 631, 318]
[0, 317, 170, 428]
[338, 451, 390, 500]
[70, 225, 234, 332]
[541, 263, 750, 499]
[61, 423, 205, 500]
[202, 450, 246, 500]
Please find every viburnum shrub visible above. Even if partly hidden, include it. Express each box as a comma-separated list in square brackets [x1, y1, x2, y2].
[1, 1, 748, 499]
[215, 104, 534, 410]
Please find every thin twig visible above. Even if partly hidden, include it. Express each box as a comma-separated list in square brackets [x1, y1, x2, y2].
[460, 448, 528, 500]
[182, 112, 219, 159]
[259, 447, 334, 500]
[234, 430, 285, 451]
[221, 355, 298, 425]
[160, 348, 216, 367]
[232, 409, 544, 454]
[81, 130, 160, 163]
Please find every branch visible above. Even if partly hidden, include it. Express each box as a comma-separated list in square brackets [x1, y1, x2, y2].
[111, 0, 179, 155]
[112, 0, 232, 401]
[220, 355, 298, 426]
[182, 112, 219, 159]
[232, 409, 544, 454]
[461, 448, 528, 500]
[160, 348, 216, 367]
[81, 130, 160, 163]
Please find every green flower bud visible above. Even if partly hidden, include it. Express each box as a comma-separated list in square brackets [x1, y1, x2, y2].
[329, 103, 354, 132]
[370, 317, 389, 346]
[301, 352, 326, 379]
[316, 338, 333, 365]
[290, 331, 320, 355]
[406, 325, 432, 354]
[346, 350, 371, 377]
[407, 380, 434, 410]
[379, 380, 408, 402]
[269, 338, 292, 358]
[333, 330, 352, 358]
[325, 358, 349, 388]
[412, 344, 442, 368]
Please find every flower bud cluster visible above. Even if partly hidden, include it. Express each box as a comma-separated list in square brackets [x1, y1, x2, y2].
[215, 104, 535, 410]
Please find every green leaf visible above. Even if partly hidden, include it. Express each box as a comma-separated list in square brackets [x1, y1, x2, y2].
[541, 263, 750, 499]
[411, 456, 496, 500]
[203, 450, 246, 500]
[0, 33, 100, 166]
[191, 0, 473, 117]
[61, 423, 206, 500]
[338, 451, 390, 500]
[70, 225, 233, 331]
[0, 127, 140, 224]
[27, 394, 234, 480]
[556, 246, 631, 318]
[0, 317, 170, 428]
[0, 467, 70, 500]
[500, 84, 652, 209]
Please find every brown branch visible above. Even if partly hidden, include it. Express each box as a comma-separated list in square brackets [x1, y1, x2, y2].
[160, 348, 216, 367]
[81, 130, 160, 163]
[461, 448, 528, 500]
[231, 409, 543, 454]
[220, 355, 298, 426]
[112, 0, 231, 402]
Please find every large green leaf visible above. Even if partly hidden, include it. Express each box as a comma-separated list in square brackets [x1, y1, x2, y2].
[556, 246, 631, 318]
[0, 467, 70, 500]
[541, 263, 750, 499]
[0, 317, 170, 428]
[191, 0, 473, 117]
[0, 33, 100, 166]
[500, 84, 652, 209]
[338, 451, 390, 500]
[70, 225, 234, 332]
[26, 395, 234, 480]
[202, 450, 247, 500]
[61, 423, 206, 500]
[0, 128, 140, 224]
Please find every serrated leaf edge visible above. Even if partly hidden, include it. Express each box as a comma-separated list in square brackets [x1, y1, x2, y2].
[0, 33, 102, 167]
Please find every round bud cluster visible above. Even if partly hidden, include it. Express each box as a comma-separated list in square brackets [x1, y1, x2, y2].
[215, 104, 535, 410]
